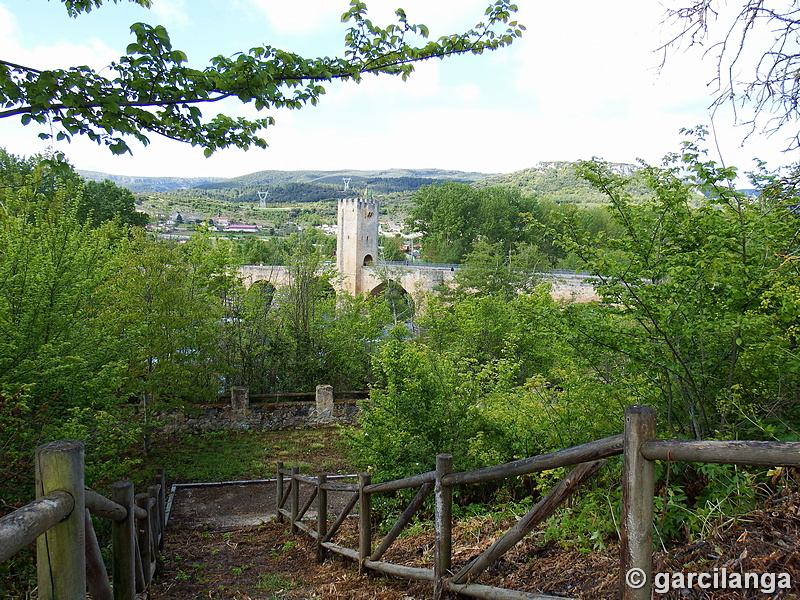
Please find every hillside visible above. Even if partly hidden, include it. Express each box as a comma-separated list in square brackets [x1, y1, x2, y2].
[78, 170, 225, 193]
[78, 168, 492, 198]
[82, 162, 645, 224]
[210, 167, 492, 188]
[160, 168, 495, 215]
[79, 163, 643, 204]
[475, 161, 642, 204]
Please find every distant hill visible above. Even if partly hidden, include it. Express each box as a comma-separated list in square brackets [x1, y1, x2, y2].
[78, 170, 225, 193]
[475, 161, 642, 204]
[78, 168, 493, 198]
[178, 169, 493, 206]
[81, 163, 646, 224]
[214, 168, 492, 188]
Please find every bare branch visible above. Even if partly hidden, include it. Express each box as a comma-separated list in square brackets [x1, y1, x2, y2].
[661, 0, 800, 150]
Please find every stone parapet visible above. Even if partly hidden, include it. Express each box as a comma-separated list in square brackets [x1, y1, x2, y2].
[151, 400, 359, 434]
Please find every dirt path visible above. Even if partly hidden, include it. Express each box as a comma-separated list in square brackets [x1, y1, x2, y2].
[167, 480, 357, 530]
[152, 480, 428, 600]
[149, 521, 431, 600]
[151, 479, 800, 600]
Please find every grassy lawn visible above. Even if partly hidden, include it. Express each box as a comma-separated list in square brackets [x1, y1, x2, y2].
[131, 425, 354, 487]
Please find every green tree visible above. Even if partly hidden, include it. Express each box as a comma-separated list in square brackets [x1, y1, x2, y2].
[0, 148, 83, 217]
[554, 134, 800, 439]
[233, 236, 288, 266]
[219, 280, 277, 392]
[317, 293, 391, 389]
[474, 186, 532, 249]
[380, 234, 407, 261]
[1, 0, 523, 155]
[449, 239, 547, 300]
[0, 155, 125, 409]
[348, 287, 623, 481]
[0, 148, 149, 228]
[78, 179, 149, 227]
[420, 287, 560, 386]
[349, 339, 482, 480]
[100, 231, 233, 403]
[0, 150, 143, 535]
[409, 181, 480, 262]
[410, 182, 540, 263]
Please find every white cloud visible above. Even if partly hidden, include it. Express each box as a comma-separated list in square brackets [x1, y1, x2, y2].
[354, 0, 492, 31]
[245, 0, 344, 34]
[0, 3, 17, 45]
[150, 0, 191, 27]
[0, 2, 117, 71]
[454, 84, 481, 104]
[512, 2, 666, 117]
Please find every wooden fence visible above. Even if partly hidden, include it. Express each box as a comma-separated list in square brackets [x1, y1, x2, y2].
[276, 405, 800, 600]
[0, 440, 166, 600]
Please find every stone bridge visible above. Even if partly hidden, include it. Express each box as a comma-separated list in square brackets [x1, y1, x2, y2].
[238, 262, 598, 304]
[238, 197, 599, 304]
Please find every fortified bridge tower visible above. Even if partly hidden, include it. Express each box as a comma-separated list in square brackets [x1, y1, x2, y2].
[336, 196, 379, 296]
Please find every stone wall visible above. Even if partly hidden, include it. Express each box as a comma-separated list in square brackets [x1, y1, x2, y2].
[153, 385, 360, 433]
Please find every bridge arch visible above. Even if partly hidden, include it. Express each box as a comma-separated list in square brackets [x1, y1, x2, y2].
[245, 279, 277, 309]
[370, 279, 415, 324]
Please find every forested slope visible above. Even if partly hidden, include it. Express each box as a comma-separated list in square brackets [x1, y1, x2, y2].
[476, 161, 647, 204]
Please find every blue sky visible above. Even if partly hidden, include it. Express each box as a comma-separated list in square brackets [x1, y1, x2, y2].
[0, 0, 796, 178]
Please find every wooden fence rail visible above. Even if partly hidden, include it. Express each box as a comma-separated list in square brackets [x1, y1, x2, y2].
[0, 440, 166, 600]
[277, 405, 800, 600]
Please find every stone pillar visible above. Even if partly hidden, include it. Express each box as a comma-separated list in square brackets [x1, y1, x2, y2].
[315, 385, 334, 419]
[231, 387, 249, 410]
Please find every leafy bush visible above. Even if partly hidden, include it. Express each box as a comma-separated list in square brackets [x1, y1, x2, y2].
[348, 340, 484, 481]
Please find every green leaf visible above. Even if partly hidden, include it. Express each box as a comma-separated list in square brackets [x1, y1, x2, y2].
[108, 140, 129, 154]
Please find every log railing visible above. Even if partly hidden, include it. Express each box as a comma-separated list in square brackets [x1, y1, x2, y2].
[0, 440, 166, 600]
[277, 435, 622, 600]
[276, 405, 800, 600]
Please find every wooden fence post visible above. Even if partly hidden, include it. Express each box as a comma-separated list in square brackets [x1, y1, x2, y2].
[148, 484, 160, 580]
[111, 481, 136, 600]
[135, 493, 152, 587]
[85, 509, 113, 600]
[434, 453, 453, 600]
[276, 461, 284, 523]
[317, 473, 327, 563]
[358, 472, 372, 575]
[290, 466, 300, 534]
[35, 440, 86, 600]
[621, 405, 657, 600]
[154, 469, 166, 549]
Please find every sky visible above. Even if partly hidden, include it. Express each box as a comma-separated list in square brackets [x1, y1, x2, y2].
[0, 0, 797, 179]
